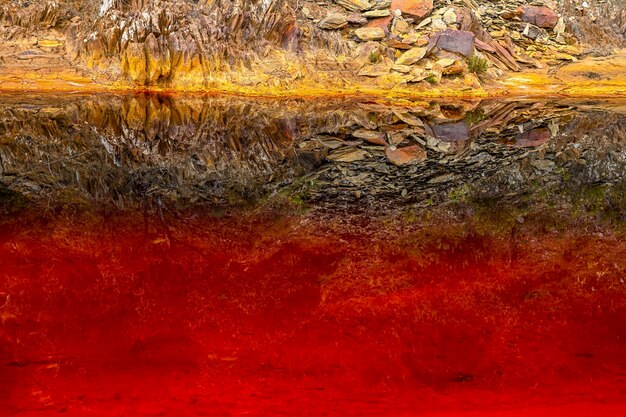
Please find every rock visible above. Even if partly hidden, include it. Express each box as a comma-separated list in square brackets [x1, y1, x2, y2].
[364, 10, 390, 18]
[553, 17, 566, 35]
[347, 13, 369, 25]
[352, 128, 387, 145]
[531, 159, 555, 171]
[393, 110, 423, 126]
[430, 29, 475, 57]
[442, 8, 457, 25]
[280, 22, 300, 53]
[427, 66, 443, 83]
[328, 147, 369, 162]
[554, 52, 575, 61]
[410, 67, 429, 82]
[463, 73, 482, 89]
[517, 6, 559, 29]
[385, 145, 427, 165]
[390, 16, 411, 37]
[365, 15, 393, 29]
[430, 121, 470, 141]
[435, 58, 455, 68]
[144, 33, 170, 84]
[386, 39, 413, 50]
[561, 45, 581, 55]
[388, 131, 408, 145]
[390, 0, 433, 20]
[317, 137, 344, 149]
[358, 63, 390, 76]
[392, 64, 413, 73]
[355, 27, 386, 41]
[335, 0, 372, 12]
[522, 24, 542, 40]
[403, 33, 420, 44]
[516, 128, 551, 147]
[122, 42, 147, 83]
[416, 16, 431, 29]
[431, 18, 447, 31]
[395, 47, 427, 65]
[443, 59, 466, 75]
[319, 13, 349, 30]
[372, 0, 392, 9]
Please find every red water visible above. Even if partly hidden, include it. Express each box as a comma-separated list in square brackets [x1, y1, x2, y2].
[1, 212, 626, 416]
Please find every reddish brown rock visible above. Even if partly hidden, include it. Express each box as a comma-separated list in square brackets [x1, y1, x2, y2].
[390, 0, 433, 20]
[366, 16, 392, 30]
[515, 128, 551, 147]
[428, 29, 475, 57]
[385, 145, 427, 165]
[280, 22, 300, 52]
[517, 6, 559, 29]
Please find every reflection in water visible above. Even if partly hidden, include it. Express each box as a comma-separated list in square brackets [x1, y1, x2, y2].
[1, 95, 626, 416]
[1, 94, 625, 210]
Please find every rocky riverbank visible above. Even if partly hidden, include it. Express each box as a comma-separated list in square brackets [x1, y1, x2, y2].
[0, 0, 624, 97]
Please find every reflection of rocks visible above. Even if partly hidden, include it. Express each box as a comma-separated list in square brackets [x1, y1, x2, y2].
[429, 121, 470, 142]
[1, 95, 625, 212]
[515, 128, 551, 147]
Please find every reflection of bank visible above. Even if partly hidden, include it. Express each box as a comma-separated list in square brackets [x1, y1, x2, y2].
[1, 94, 625, 211]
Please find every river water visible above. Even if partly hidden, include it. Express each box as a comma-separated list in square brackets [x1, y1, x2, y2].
[1, 94, 626, 416]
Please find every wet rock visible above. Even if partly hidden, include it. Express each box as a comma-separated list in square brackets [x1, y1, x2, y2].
[336, 0, 372, 12]
[385, 145, 427, 165]
[391, 0, 433, 20]
[319, 13, 348, 30]
[355, 27, 386, 41]
[395, 47, 426, 65]
[517, 6, 559, 29]
[429, 29, 475, 57]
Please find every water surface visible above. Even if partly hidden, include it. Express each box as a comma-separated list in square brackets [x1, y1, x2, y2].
[1, 95, 626, 416]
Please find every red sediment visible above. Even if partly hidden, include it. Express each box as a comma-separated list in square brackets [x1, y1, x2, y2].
[1, 212, 626, 416]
